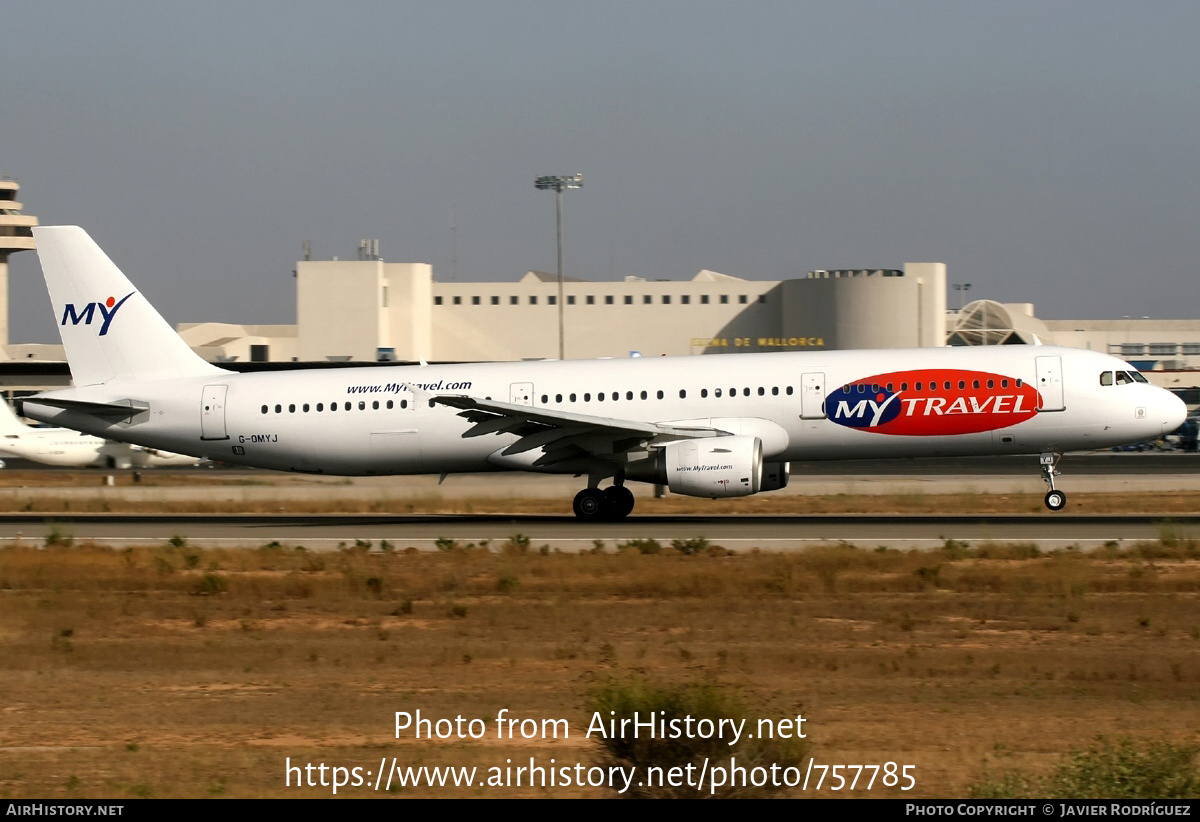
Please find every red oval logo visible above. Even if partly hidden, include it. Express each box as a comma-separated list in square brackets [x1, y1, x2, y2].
[826, 369, 1039, 436]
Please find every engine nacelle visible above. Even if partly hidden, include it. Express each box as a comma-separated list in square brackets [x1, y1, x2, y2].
[761, 461, 790, 492]
[660, 435, 763, 498]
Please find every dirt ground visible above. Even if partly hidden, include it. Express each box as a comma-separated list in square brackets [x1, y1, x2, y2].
[1, 536, 1196, 798]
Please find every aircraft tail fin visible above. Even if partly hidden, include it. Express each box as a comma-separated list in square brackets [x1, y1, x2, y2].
[33, 226, 225, 386]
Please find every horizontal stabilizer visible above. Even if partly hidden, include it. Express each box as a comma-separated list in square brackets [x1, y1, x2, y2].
[18, 397, 145, 420]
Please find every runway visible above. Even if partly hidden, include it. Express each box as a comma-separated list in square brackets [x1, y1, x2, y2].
[1, 452, 1196, 550]
[4, 512, 1197, 551]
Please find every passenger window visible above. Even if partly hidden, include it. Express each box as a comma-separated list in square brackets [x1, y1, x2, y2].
[584, 393, 591, 401]
[640, 391, 648, 400]
[358, 401, 365, 410]
[771, 387, 779, 396]
[303, 404, 310, 412]
[785, 386, 793, 395]
[345, 402, 352, 411]
[386, 401, 393, 409]
[701, 389, 708, 398]
[987, 379, 994, 389]
[679, 390, 687, 399]
[715, 388, 722, 398]
[372, 401, 379, 410]
[400, 400, 407, 409]
[656, 390, 664, 399]
[260, 405, 268, 414]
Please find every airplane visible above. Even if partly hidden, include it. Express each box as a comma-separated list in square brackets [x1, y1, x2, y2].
[17, 226, 1187, 519]
[0, 395, 201, 469]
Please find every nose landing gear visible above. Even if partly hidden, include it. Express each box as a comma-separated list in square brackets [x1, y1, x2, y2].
[1040, 452, 1066, 511]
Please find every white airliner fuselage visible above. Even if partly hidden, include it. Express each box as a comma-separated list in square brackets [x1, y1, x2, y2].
[20, 227, 1187, 519]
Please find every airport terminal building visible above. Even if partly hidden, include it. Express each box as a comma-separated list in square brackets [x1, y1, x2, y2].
[4, 179, 1200, 397]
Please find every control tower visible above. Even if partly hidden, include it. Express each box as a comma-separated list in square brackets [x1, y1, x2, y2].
[0, 178, 38, 350]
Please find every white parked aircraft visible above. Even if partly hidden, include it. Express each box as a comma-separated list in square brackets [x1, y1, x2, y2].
[0, 396, 199, 469]
[19, 226, 1186, 519]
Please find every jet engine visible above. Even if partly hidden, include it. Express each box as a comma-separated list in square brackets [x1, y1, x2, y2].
[657, 435, 763, 498]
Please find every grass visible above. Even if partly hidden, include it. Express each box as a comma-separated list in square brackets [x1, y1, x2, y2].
[0, 538, 1197, 797]
[971, 736, 1199, 799]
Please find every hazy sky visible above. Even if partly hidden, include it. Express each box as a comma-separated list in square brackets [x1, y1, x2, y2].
[3, 1, 1198, 343]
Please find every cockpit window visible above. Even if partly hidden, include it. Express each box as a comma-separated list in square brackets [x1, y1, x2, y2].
[1130, 371, 1148, 383]
[1100, 372, 1113, 386]
[1116, 371, 1132, 385]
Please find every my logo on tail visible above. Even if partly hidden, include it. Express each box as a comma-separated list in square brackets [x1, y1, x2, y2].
[60, 292, 135, 336]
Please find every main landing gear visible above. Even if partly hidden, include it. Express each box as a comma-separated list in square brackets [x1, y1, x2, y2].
[573, 484, 635, 521]
[1040, 451, 1067, 511]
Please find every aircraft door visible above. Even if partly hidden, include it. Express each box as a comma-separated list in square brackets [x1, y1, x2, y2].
[510, 382, 534, 406]
[1035, 355, 1065, 412]
[201, 384, 229, 440]
[800, 372, 827, 420]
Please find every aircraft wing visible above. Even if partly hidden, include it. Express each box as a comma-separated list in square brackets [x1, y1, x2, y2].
[432, 394, 724, 467]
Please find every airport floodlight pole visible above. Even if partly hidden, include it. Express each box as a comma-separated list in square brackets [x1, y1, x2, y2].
[535, 173, 583, 359]
[953, 283, 972, 310]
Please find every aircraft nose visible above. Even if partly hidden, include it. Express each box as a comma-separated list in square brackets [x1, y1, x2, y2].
[1161, 389, 1188, 435]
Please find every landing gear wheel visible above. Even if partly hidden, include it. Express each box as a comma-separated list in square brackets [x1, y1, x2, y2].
[602, 486, 635, 520]
[1039, 452, 1066, 512]
[573, 488, 606, 520]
